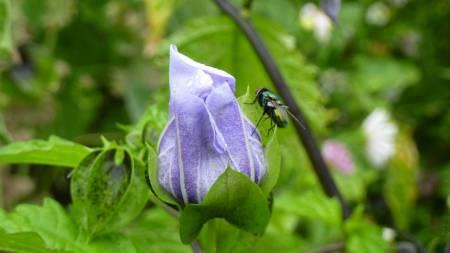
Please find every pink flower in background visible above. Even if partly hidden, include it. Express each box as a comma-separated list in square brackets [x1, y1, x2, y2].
[322, 139, 354, 175]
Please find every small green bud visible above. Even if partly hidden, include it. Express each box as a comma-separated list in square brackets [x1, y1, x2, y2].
[71, 147, 149, 237]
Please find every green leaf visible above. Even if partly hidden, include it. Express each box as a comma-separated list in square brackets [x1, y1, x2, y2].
[124, 208, 191, 253]
[0, 198, 148, 253]
[0, 136, 91, 167]
[71, 147, 150, 237]
[179, 168, 271, 244]
[0, 198, 90, 253]
[198, 219, 257, 253]
[0, 0, 12, 57]
[0, 229, 72, 253]
[384, 133, 418, 229]
[275, 190, 341, 226]
[345, 207, 392, 253]
[86, 233, 141, 253]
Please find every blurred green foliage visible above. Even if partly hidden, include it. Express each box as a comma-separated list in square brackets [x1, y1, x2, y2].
[0, 0, 449, 252]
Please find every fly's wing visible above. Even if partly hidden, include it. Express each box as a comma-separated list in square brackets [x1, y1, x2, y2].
[275, 101, 307, 129]
[285, 109, 306, 130]
[270, 96, 306, 129]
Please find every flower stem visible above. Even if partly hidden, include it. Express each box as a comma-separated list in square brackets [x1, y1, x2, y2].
[213, 0, 350, 219]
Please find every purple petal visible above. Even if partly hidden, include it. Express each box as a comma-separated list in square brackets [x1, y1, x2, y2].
[206, 84, 266, 183]
[321, 0, 340, 22]
[169, 45, 236, 100]
[158, 94, 229, 203]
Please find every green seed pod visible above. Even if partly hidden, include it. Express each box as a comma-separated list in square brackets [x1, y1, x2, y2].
[71, 147, 149, 237]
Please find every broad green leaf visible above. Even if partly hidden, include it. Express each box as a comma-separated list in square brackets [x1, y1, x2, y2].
[275, 190, 341, 226]
[0, 229, 71, 253]
[71, 147, 149, 237]
[179, 168, 270, 244]
[0, 136, 91, 167]
[0, 198, 90, 252]
[0, 198, 150, 253]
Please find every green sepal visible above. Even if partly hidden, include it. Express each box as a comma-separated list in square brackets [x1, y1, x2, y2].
[70, 145, 149, 237]
[179, 168, 271, 244]
[145, 144, 181, 209]
[259, 128, 281, 196]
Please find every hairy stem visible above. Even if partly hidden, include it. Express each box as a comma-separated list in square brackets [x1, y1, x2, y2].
[213, 0, 350, 219]
[192, 239, 204, 253]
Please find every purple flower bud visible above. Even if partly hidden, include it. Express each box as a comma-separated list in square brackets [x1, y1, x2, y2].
[321, 139, 354, 175]
[158, 45, 266, 204]
[320, 0, 340, 22]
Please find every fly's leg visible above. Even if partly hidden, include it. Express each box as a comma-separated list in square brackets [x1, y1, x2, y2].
[267, 118, 276, 136]
[251, 112, 267, 136]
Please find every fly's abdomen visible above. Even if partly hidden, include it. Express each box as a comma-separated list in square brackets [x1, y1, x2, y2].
[271, 108, 288, 128]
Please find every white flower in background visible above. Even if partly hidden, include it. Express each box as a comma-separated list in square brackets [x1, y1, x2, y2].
[300, 3, 333, 43]
[362, 108, 398, 168]
[366, 2, 391, 26]
[382, 227, 396, 241]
